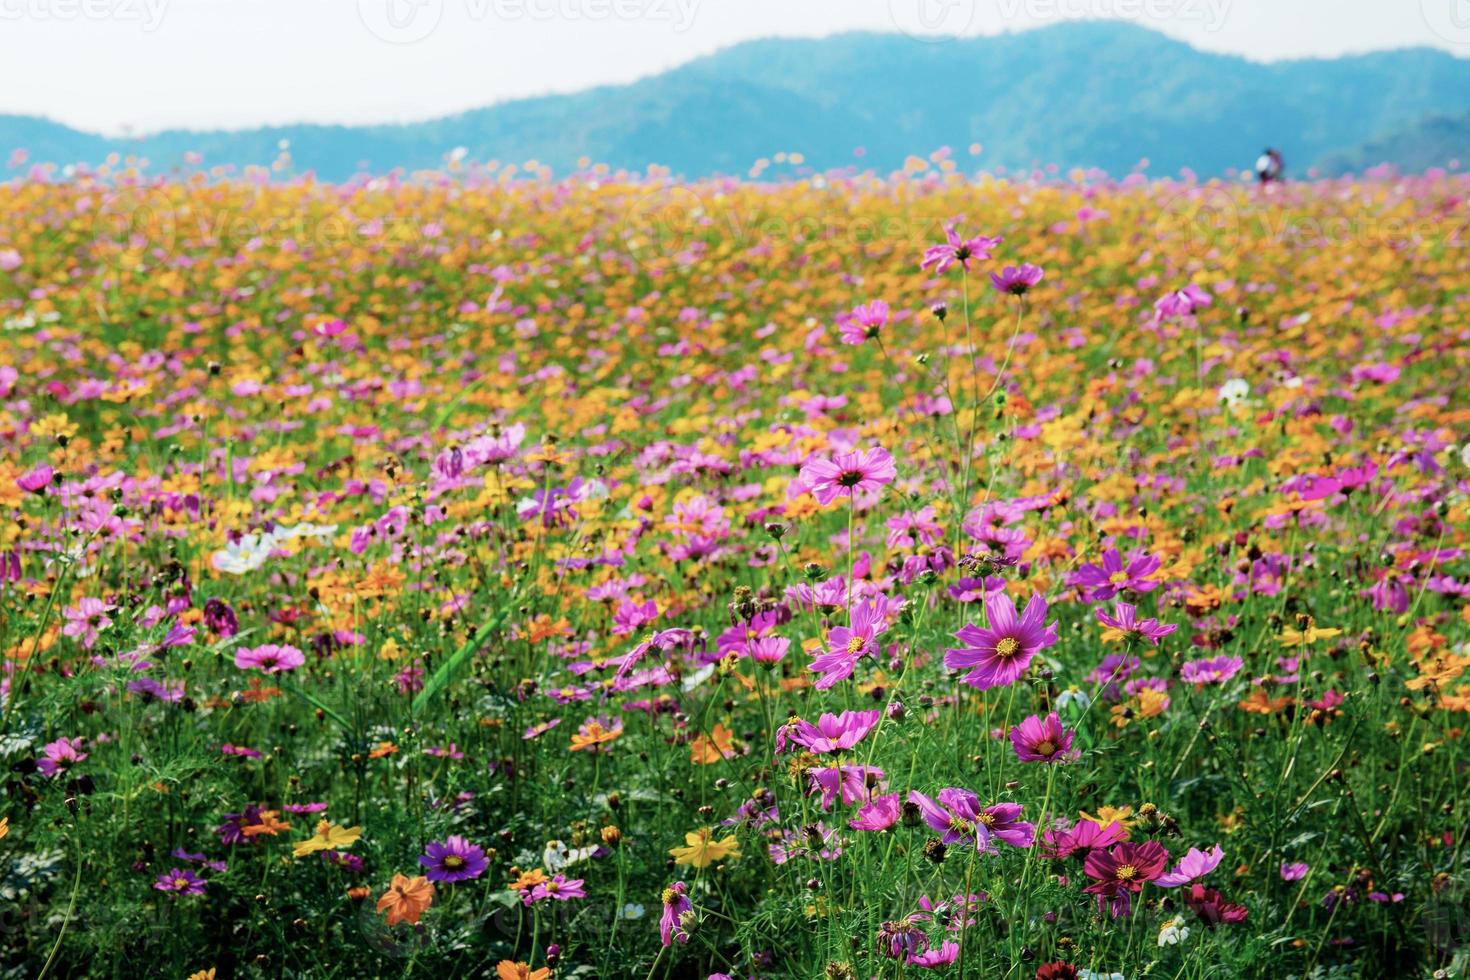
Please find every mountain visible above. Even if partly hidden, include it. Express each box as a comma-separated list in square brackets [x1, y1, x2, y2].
[4, 22, 1470, 181]
[1319, 111, 1470, 176]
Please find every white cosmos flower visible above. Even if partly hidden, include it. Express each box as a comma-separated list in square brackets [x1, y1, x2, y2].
[1157, 914, 1190, 946]
[1055, 688, 1091, 712]
[274, 522, 338, 542]
[212, 533, 279, 574]
[1217, 379, 1250, 405]
[542, 839, 598, 873]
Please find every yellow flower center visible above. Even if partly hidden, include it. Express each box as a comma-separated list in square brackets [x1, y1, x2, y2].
[995, 637, 1020, 658]
[1035, 740, 1055, 756]
[1115, 864, 1138, 881]
[978, 812, 995, 827]
[443, 855, 464, 868]
[1109, 571, 1130, 585]
[846, 636, 866, 655]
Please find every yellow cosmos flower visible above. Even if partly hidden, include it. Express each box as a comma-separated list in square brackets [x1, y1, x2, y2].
[670, 828, 741, 869]
[293, 821, 362, 857]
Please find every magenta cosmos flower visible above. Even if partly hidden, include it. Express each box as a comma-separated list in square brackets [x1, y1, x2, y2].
[16, 465, 53, 494]
[154, 868, 206, 895]
[990, 263, 1044, 295]
[1094, 601, 1177, 645]
[419, 835, 488, 882]
[920, 222, 1001, 275]
[1043, 819, 1127, 861]
[525, 874, 585, 905]
[838, 300, 889, 345]
[908, 788, 986, 848]
[945, 592, 1058, 690]
[37, 736, 87, 776]
[1154, 284, 1213, 321]
[1084, 840, 1170, 917]
[1180, 655, 1244, 685]
[659, 882, 692, 946]
[809, 598, 890, 690]
[975, 802, 1035, 850]
[234, 644, 305, 674]
[908, 789, 1030, 851]
[1069, 548, 1161, 601]
[1009, 712, 1076, 763]
[849, 792, 900, 832]
[799, 446, 897, 506]
[791, 709, 881, 753]
[1280, 862, 1309, 881]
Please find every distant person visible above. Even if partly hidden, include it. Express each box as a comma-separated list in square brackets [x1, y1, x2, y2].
[1255, 148, 1284, 185]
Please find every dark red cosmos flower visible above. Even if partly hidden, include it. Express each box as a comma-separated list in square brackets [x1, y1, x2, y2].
[1185, 882, 1249, 927]
[1083, 840, 1170, 917]
[1036, 963, 1079, 980]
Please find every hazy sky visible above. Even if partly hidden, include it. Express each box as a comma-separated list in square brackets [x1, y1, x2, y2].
[2, 0, 1466, 134]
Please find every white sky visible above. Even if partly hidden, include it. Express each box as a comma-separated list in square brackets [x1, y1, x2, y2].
[1, 0, 1466, 135]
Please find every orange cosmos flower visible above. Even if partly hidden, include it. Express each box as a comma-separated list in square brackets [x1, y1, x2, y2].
[377, 873, 434, 926]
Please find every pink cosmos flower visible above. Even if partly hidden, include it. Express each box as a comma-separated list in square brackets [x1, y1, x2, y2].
[62, 597, 115, 649]
[1280, 862, 1309, 881]
[16, 465, 53, 494]
[746, 635, 790, 665]
[1156, 844, 1225, 887]
[1180, 655, 1244, 685]
[799, 446, 897, 506]
[659, 882, 692, 946]
[990, 263, 1044, 295]
[809, 599, 890, 690]
[920, 222, 1001, 275]
[1009, 712, 1077, 764]
[38, 736, 87, 777]
[612, 598, 659, 636]
[234, 644, 306, 674]
[837, 300, 889, 345]
[849, 792, 900, 832]
[1094, 601, 1177, 645]
[808, 765, 885, 810]
[907, 941, 960, 968]
[525, 874, 585, 905]
[791, 709, 881, 754]
[945, 592, 1058, 690]
[1153, 284, 1213, 321]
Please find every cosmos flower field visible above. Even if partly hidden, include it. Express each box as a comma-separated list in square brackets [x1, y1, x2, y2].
[1, 160, 1469, 980]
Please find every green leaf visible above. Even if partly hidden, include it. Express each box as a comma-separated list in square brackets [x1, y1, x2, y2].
[281, 681, 355, 736]
[411, 601, 513, 717]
